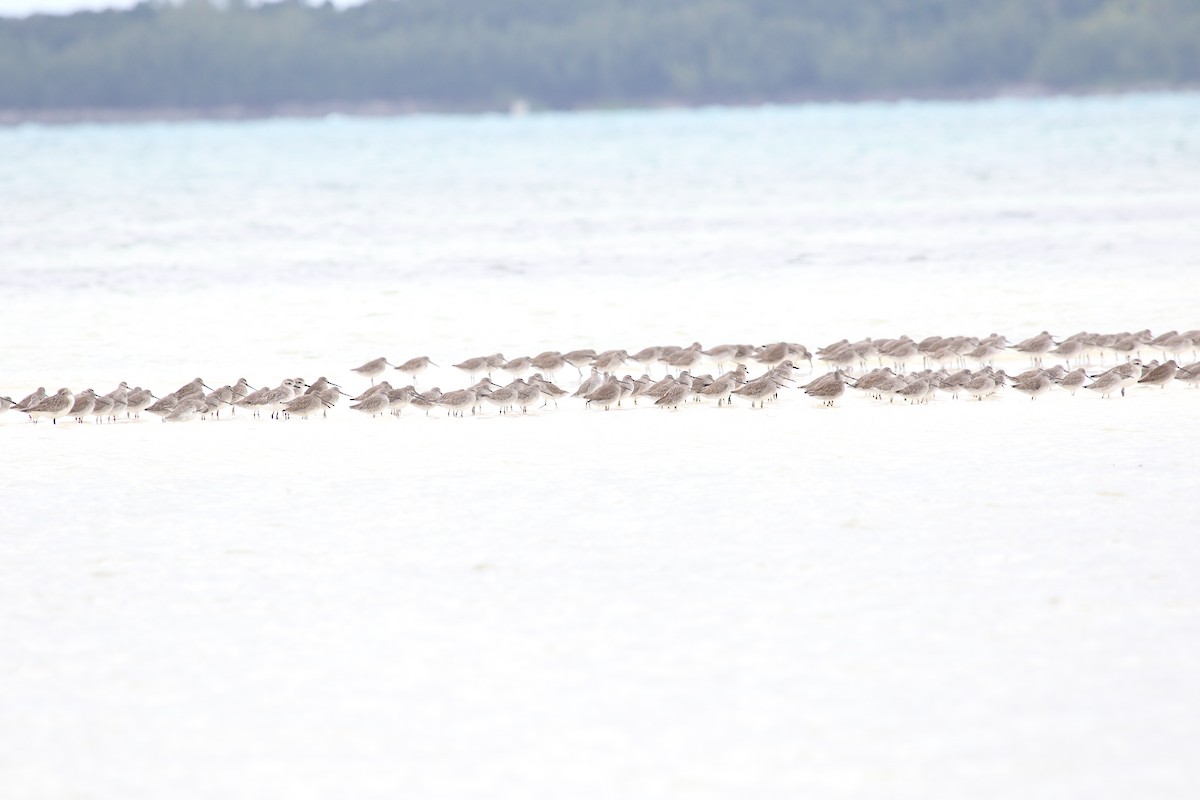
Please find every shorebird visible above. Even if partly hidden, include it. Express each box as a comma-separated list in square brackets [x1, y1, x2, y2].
[629, 346, 664, 374]
[163, 398, 206, 423]
[173, 377, 212, 398]
[965, 341, 1001, 364]
[204, 385, 237, 418]
[936, 369, 973, 399]
[104, 394, 128, 422]
[90, 394, 114, 423]
[1054, 368, 1088, 396]
[0, 395, 15, 415]
[349, 391, 391, 418]
[1084, 371, 1123, 398]
[260, 378, 299, 419]
[624, 375, 654, 404]
[14, 387, 47, 413]
[878, 337, 918, 372]
[893, 377, 932, 404]
[732, 375, 781, 408]
[818, 344, 857, 371]
[307, 385, 348, 415]
[572, 368, 604, 398]
[515, 379, 546, 413]
[787, 343, 815, 369]
[694, 367, 746, 406]
[303, 377, 336, 395]
[756, 342, 792, 369]
[530, 351, 566, 377]
[226, 379, 255, 414]
[234, 385, 270, 417]
[562, 349, 597, 377]
[1012, 372, 1052, 400]
[351, 381, 391, 401]
[584, 377, 624, 410]
[501, 356, 533, 377]
[1137, 359, 1177, 389]
[144, 393, 178, 419]
[25, 388, 75, 424]
[231, 378, 255, 398]
[432, 387, 478, 417]
[351, 357, 395, 385]
[282, 391, 329, 419]
[1176, 362, 1200, 388]
[452, 355, 496, 381]
[1160, 333, 1194, 359]
[654, 381, 692, 409]
[394, 356, 437, 385]
[1113, 358, 1145, 395]
[126, 387, 156, 418]
[641, 373, 680, 402]
[1013, 331, 1054, 365]
[480, 382, 519, 414]
[804, 370, 850, 406]
[200, 394, 226, 420]
[351, 382, 391, 402]
[317, 388, 345, 414]
[592, 349, 631, 372]
[67, 389, 98, 423]
[410, 387, 441, 415]
[528, 373, 567, 407]
[960, 371, 998, 402]
[386, 385, 416, 416]
[101, 382, 131, 421]
[1048, 338, 1084, 367]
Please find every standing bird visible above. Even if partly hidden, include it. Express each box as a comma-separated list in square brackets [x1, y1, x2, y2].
[804, 370, 850, 407]
[585, 377, 624, 410]
[452, 355, 495, 382]
[67, 389, 98, 423]
[1137, 360, 1177, 389]
[732, 375, 782, 408]
[1054, 369, 1088, 396]
[1175, 362, 1200, 388]
[14, 387, 47, 413]
[530, 351, 566, 378]
[561, 349, 597, 378]
[91, 394, 115, 423]
[173, 377, 212, 398]
[1013, 331, 1054, 366]
[25, 388, 75, 424]
[1084, 371, 1123, 399]
[163, 398, 207, 423]
[394, 356, 437, 386]
[282, 392, 330, 420]
[349, 391, 391, 418]
[351, 357, 395, 386]
[1012, 372, 1053, 400]
[126, 387, 156, 418]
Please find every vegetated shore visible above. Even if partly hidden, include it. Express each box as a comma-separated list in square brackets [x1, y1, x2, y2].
[1, 83, 1191, 127]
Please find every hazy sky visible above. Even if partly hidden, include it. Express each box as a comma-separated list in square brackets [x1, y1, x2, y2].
[2, 0, 366, 17]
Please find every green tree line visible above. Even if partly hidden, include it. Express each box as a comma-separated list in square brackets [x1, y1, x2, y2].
[1, 0, 1198, 113]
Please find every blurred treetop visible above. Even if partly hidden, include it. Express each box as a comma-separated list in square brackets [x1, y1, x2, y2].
[1, 0, 1197, 113]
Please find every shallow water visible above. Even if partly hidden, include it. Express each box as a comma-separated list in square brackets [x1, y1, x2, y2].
[2, 93, 1200, 798]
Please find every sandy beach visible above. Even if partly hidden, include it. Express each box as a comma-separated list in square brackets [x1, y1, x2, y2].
[3, 94, 1199, 797]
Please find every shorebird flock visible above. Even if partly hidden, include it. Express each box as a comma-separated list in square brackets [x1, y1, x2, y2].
[4, 329, 1198, 424]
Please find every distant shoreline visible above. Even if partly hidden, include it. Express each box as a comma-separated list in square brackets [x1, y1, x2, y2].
[2, 84, 1193, 127]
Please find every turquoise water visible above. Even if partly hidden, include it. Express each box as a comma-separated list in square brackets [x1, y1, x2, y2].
[3, 92, 1199, 292]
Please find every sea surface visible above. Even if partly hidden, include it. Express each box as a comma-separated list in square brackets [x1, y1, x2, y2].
[2, 93, 1200, 799]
